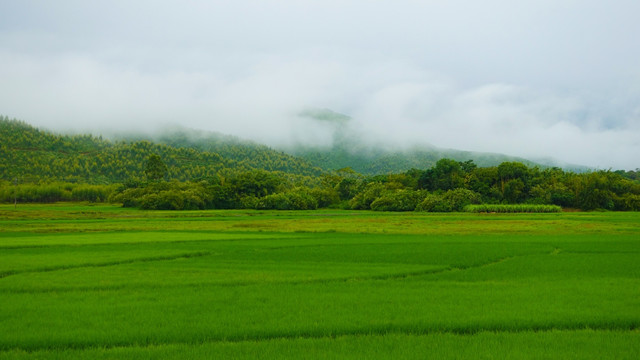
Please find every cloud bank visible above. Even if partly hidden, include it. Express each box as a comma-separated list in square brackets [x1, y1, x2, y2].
[1, 0, 639, 169]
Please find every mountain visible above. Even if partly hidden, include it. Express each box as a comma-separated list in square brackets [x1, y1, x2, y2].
[0, 116, 323, 184]
[283, 109, 587, 174]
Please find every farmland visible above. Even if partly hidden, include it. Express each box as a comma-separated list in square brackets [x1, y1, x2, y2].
[1, 204, 639, 359]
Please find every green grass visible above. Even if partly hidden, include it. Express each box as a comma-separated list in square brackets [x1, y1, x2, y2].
[0, 204, 639, 358]
[2, 331, 639, 360]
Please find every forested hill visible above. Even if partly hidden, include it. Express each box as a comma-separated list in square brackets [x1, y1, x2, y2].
[0, 117, 323, 183]
[293, 143, 542, 176]
[119, 126, 321, 175]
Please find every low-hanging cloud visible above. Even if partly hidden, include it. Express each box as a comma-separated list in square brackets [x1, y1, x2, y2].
[1, 0, 639, 170]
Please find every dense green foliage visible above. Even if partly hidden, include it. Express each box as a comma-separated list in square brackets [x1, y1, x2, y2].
[2, 116, 639, 211]
[339, 159, 640, 212]
[1, 206, 639, 358]
[144, 154, 168, 181]
[107, 171, 322, 210]
[0, 182, 116, 203]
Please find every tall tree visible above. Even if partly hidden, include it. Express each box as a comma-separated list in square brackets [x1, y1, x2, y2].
[144, 154, 167, 181]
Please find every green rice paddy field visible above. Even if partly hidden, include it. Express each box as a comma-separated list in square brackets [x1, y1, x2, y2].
[1, 204, 639, 359]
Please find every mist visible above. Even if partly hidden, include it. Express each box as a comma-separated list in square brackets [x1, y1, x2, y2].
[1, 0, 639, 169]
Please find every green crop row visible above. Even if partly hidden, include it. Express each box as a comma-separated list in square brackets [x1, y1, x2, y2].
[464, 204, 562, 213]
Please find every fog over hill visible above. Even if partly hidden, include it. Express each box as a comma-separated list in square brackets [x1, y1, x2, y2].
[1, 1, 639, 169]
[281, 109, 590, 174]
[113, 108, 591, 174]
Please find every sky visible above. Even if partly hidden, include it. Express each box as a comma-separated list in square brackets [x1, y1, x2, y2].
[1, 0, 639, 169]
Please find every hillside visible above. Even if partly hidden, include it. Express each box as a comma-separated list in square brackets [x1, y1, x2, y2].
[0, 116, 323, 184]
[284, 109, 585, 174]
[118, 126, 322, 176]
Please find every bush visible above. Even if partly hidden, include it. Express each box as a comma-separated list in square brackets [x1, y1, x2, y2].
[239, 195, 259, 209]
[442, 188, 482, 211]
[110, 187, 146, 207]
[415, 193, 450, 212]
[349, 183, 386, 210]
[613, 194, 640, 211]
[287, 190, 319, 210]
[464, 204, 562, 213]
[255, 189, 318, 210]
[3, 183, 73, 203]
[181, 189, 205, 210]
[309, 187, 340, 208]
[71, 184, 115, 202]
[415, 189, 481, 212]
[256, 193, 289, 210]
[111, 180, 207, 210]
[140, 190, 184, 210]
[370, 189, 426, 212]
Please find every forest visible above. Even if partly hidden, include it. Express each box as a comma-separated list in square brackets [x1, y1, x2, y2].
[1, 116, 639, 211]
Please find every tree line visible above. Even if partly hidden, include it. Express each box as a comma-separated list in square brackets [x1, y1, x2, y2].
[1, 116, 639, 211]
[4, 157, 637, 212]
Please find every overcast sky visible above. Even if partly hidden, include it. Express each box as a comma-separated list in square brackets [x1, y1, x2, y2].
[1, 0, 639, 169]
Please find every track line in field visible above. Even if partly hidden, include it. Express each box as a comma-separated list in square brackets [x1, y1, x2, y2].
[1, 323, 638, 353]
[310, 254, 520, 283]
[262, 240, 433, 251]
[0, 236, 310, 250]
[0, 253, 525, 294]
[562, 250, 640, 254]
[0, 251, 213, 279]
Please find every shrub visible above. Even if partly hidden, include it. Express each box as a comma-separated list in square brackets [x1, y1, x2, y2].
[286, 190, 319, 210]
[309, 188, 340, 208]
[181, 189, 205, 210]
[239, 195, 259, 209]
[110, 187, 146, 207]
[464, 204, 562, 213]
[415, 193, 451, 212]
[415, 189, 481, 212]
[71, 184, 115, 202]
[370, 189, 426, 212]
[613, 194, 640, 211]
[442, 188, 482, 211]
[140, 190, 184, 210]
[349, 183, 386, 210]
[111, 181, 206, 210]
[9, 183, 72, 203]
[255, 189, 318, 210]
[256, 193, 290, 210]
